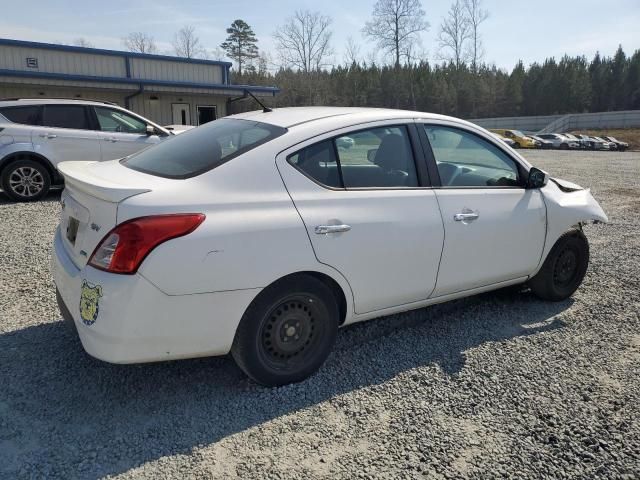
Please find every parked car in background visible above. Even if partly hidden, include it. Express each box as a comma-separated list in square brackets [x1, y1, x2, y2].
[592, 136, 616, 150]
[489, 129, 538, 148]
[0, 99, 171, 201]
[587, 136, 610, 150]
[490, 132, 516, 148]
[529, 135, 553, 149]
[602, 136, 628, 151]
[563, 133, 588, 149]
[537, 134, 580, 150]
[53, 107, 608, 386]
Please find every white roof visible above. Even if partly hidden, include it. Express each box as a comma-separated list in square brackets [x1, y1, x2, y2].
[229, 106, 465, 129]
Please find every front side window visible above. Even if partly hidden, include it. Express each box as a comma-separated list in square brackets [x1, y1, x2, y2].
[288, 125, 419, 189]
[0, 106, 41, 125]
[123, 118, 286, 179]
[42, 105, 89, 130]
[95, 107, 147, 134]
[424, 125, 521, 188]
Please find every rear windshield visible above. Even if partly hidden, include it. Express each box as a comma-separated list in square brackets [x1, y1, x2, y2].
[123, 118, 287, 179]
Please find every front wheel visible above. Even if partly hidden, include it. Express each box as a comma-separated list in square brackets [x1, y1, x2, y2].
[231, 275, 339, 386]
[529, 230, 589, 301]
[1, 158, 51, 202]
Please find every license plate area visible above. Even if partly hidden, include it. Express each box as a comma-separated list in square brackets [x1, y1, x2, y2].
[66, 217, 79, 245]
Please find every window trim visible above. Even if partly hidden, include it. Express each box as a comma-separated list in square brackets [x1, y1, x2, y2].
[418, 123, 529, 190]
[286, 123, 432, 191]
[41, 104, 92, 131]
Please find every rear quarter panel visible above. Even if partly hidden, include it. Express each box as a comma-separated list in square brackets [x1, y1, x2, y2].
[120, 142, 354, 316]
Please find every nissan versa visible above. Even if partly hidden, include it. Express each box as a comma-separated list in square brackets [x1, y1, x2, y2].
[53, 107, 608, 386]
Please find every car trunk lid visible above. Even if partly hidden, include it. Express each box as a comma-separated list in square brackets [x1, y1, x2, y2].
[57, 160, 161, 268]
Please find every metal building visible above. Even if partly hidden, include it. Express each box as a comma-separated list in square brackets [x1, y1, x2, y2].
[0, 38, 279, 126]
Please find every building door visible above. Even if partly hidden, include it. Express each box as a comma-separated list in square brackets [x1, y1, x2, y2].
[171, 103, 191, 125]
[197, 105, 217, 125]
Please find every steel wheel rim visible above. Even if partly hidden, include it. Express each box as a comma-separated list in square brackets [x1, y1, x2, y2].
[259, 294, 323, 370]
[8, 167, 44, 197]
[553, 247, 578, 288]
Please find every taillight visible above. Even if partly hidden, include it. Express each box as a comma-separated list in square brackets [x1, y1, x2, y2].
[88, 214, 205, 274]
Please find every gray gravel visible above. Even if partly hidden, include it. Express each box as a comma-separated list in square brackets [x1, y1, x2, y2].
[0, 150, 639, 479]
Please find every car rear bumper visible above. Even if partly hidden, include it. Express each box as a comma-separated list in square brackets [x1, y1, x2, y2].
[52, 227, 260, 364]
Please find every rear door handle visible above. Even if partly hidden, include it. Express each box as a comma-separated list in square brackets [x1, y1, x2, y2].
[315, 224, 351, 235]
[39, 133, 57, 139]
[103, 137, 117, 142]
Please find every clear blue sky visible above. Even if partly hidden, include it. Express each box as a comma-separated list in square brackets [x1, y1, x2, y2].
[0, 0, 638, 71]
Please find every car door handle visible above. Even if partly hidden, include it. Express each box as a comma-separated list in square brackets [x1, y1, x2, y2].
[315, 224, 351, 235]
[39, 133, 57, 139]
[103, 137, 117, 142]
[454, 211, 479, 222]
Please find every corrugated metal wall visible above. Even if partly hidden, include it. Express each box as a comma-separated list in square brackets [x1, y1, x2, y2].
[0, 44, 224, 84]
[130, 58, 222, 84]
[0, 46, 126, 77]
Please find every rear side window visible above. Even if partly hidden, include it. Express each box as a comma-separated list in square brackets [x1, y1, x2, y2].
[0, 106, 41, 125]
[42, 105, 90, 130]
[288, 125, 419, 189]
[123, 118, 286, 179]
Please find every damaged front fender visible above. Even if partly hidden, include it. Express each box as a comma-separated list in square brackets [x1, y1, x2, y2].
[534, 178, 608, 274]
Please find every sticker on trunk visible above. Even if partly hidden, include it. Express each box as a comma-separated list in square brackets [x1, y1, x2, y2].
[80, 280, 102, 326]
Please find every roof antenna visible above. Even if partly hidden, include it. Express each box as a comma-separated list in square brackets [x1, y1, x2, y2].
[245, 89, 272, 113]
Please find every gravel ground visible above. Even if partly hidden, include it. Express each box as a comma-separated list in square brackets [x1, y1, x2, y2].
[0, 150, 639, 479]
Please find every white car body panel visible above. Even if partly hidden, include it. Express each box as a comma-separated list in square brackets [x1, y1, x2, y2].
[432, 189, 546, 296]
[52, 107, 608, 364]
[32, 126, 102, 164]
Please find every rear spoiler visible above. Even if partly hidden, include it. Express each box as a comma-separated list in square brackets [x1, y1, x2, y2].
[58, 161, 151, 203]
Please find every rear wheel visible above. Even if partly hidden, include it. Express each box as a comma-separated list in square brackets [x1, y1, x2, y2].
[529, 230, 589, 301]
[1, 158, 51, 202]
[560, 143, 569, 150]
[231, 275, 339, 386]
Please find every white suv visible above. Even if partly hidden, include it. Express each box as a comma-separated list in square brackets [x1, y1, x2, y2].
[0, 99, 171, 201]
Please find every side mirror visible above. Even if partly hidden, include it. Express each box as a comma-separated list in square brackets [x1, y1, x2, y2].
[526, 167, 548, 189]
[145, 125, 156, 136]
[367, 148, 378, 163]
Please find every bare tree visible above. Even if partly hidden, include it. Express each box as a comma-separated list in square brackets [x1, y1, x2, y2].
[73, 38, 94, 48]
[173, 25, 204, 58]
[344, 36, 361, 65]
[123, 32, 157, 54]
[437, 0, 470, 69]
[273, 10, 334, 72]
[362, 0, 429, 68]
[464, 0, 489, 71]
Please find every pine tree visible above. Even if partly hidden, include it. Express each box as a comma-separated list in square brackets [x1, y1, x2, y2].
[221, 19, 259, 76]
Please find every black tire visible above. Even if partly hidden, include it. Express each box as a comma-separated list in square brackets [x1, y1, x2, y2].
[560, 143, 569, 150]
[529, 230, 589, 301]
[1, 158, 51, 202]
[513, 142, 520, 149]
[231, 275, 339, 386]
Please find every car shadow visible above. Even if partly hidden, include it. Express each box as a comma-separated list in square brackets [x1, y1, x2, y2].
[0, 287, 572, 478]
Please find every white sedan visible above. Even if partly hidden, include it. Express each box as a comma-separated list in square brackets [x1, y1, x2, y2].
[53, 107, 608, 386]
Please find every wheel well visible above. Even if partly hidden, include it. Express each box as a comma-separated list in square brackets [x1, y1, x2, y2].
[0, 152, 60, 184]
[264, 272, 348, 325]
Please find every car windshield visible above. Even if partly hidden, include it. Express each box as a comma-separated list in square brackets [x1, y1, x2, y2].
[123, 118, 287, 179]
[511, 130, 525, 137]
